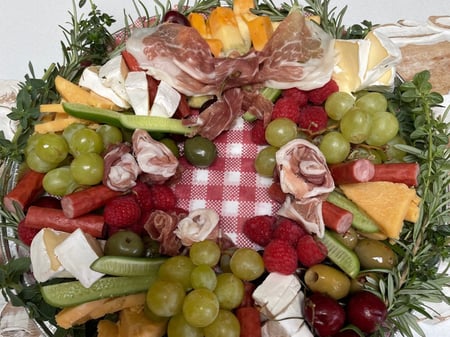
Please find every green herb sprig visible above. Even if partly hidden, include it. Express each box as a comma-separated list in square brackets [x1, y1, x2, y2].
[369, 71, 450, 337]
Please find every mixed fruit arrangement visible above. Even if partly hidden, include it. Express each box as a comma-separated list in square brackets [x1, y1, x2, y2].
[0, 1, 449, 337]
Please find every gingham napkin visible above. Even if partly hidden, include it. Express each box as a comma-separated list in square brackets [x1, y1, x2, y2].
[174, 117, 280, 248]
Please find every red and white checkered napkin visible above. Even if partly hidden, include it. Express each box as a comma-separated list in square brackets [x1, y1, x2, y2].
[174, 118, 280, 248]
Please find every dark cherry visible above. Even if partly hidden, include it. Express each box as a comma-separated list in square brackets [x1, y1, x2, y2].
[346, 291, 387, 333]
[163, 10, 190, 26]
[332, 330, 360, 337]
[304, 293, 346, 337]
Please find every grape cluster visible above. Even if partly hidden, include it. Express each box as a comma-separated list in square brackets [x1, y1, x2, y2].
[320, 91, 401, 164]
[24, 123, 123, 196]
[146, 240, 264, 337]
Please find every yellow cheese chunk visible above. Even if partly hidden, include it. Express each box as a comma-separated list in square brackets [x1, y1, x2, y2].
[34, 116, 90, 134]
[97, 320, 119, 337]
[205, 38, 224, 57]
[208, 7, 248, 54]
[404, 194, 421, 223]
[188, 12, 209, 38]
[247, 16, 274, 51]
[118, 306, 167, 337]
[40, 103, 66, 113]
[340, 182, 417, 239]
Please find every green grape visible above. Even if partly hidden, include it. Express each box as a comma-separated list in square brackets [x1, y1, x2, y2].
[167, 313, 204, 337]
[160, 137, 180, 158]
[385, 135, 407, 162]
[62, 123, 86, 143]
[254, 145, 278, 177]
[365, 111, 399, 146]
[203, 310, 240, 337]
[355, 92, 388, 115]
[340, 107, 371, 144]
[25, 152, 59, 173]
[348, 147, 384, 164]
[183, 288, 219, 328]
[325, 91, 355, 120]
[229, 248, 264, 281]
[319, 131, 351, 164]
[189, 240, 221, 266]
[34, 133, 69, 165]
[25, 133, 43, 156]
[214, 273, 244, 310]
[146, 279, 185, 317]
[265, 118, 298, 147]
[96, 124, 123, 150]
[43, 166, 80, 196]
[158, 255, 195, 291]
[70, 152, 104, 185]
[190, 264, 217, 290]
[69, 127, 104, 156]
[219, 247, 237, 273]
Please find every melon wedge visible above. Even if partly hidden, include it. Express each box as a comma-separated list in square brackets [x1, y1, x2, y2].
[340, 182, 417, 239]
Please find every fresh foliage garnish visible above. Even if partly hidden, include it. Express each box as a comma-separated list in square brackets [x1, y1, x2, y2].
[366, 70, 450, 337]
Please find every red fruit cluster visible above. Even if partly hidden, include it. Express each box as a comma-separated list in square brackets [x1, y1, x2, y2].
[104, 182, 178, 236]
[253, 79, 339, 143]
[243, 215, 327, 275]
[304, 291, 388, 337]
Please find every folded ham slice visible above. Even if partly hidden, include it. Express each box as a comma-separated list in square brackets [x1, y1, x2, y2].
[276, 139, 335, 237]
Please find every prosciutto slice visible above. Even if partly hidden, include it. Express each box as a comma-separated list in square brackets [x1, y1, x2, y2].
[103, 143, 141, 191]
[132, 129, 179, 184]
[275, 139, 334, 237]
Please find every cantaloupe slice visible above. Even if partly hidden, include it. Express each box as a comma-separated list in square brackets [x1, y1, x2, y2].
[340, 182, 417, 239]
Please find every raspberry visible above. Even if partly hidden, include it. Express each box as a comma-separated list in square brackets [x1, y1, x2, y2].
[267, 182, 286, 204]
[103, 194, 142, 228]
[298, 105, 328, 134]
[150, 184, 177, 211]
[307, 79, 339, 105]
[243, 215, 276, 247]
[282, 87, 309, 106]
[271, 97, 301, 124]
[132, 181, 153, 211]
[250, 119, 267, 145]
[273, 218, 307, 247]
[296, 234, 328, 267]
[17, 219, 40, 246]
[263, 239, 298, 275]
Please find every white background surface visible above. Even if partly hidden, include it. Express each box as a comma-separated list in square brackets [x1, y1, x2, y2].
[0, 0, 449, 81]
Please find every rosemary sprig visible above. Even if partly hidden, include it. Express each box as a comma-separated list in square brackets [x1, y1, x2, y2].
[370, 71, 450, 337]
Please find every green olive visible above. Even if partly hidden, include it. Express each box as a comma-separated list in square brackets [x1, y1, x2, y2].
[354, 239, 397, 270]
[104, 230, 145, 257]
[329, 227, 359, 250]
[183, 136, 217, 168]
[304, 264, 351, 300]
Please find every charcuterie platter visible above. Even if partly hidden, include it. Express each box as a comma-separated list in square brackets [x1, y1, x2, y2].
[1, 1, 449, 337]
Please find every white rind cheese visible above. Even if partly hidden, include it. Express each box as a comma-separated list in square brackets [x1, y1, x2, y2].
[125, 71, 149, 116]
[150, 80, 181, 118]
[30, 228, 71, 282]
[54, 228, 104, 288]
[98, 54, 130, 104]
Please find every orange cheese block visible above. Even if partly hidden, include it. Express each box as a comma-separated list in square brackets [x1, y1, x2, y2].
[340, 182, 417, 239]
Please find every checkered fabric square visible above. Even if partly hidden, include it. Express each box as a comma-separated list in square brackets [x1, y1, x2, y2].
[174, 118, 280, 247]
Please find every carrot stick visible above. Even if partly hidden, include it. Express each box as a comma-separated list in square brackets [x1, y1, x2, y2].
[24, 206, 105, 238]
[61, 184, 122, 218]
[3, 170, 45, 213]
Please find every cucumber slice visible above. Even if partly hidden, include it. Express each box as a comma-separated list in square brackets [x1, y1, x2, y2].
[327, 191, 379, 233]
[90, 256, 167, 276]
[62, 102, 197, 135]
[320, 230, 360, 278]
[62, 102, 123, 128]
[41, 275, 156, 308]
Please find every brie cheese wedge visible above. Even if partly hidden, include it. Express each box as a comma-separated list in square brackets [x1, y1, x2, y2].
[54, 228, 104, 288]
[125, 71, 149, 116]
[150, 80, 181, 118]
[30, 228, 71, 282]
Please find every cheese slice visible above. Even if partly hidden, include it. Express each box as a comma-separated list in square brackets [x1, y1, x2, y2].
[340, 182, 417, 239]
